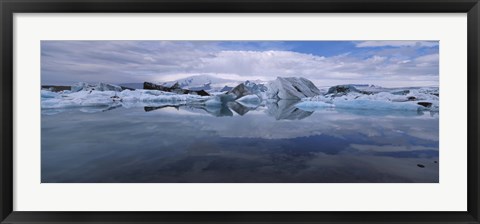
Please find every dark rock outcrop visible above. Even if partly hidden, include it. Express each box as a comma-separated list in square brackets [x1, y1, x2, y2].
[417, 102, 432, 108]
[407, 96, 417, 101]
[41, 85, 71, 92]
[144, 82, 170, 91]
[326, 85, 372, 96]
[143, 82, 210, 96]
[120, 86, 135, 91]
[228, 83, 252, 99]
[144, 105, 180, 112]
[391, 90, 410, 95]
[228, 102, 251, 116]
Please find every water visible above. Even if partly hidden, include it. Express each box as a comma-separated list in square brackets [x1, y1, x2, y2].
[41, 100, 439, 183]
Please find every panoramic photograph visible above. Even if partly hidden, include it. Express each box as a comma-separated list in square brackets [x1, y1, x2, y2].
[41, 40, 439, 183]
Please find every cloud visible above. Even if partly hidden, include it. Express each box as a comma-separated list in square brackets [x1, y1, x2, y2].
[41, 41, 439, 88]
[356, 41, 439, 48]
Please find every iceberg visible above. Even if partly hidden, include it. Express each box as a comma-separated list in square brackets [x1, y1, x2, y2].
[326, 85, 372, 96]
[41, 89, 212, 110]
[266, 100, 313, 120]
[41, 90, 59, 98]
[297, 87, 439, 112]
[204, 97, 223, 106]
[236, 94, 261, 104]
[266, 77, 321, 100]
[41, 90, 121, 109]
[295, 101, 335, 111]
[227, 83, 252, 99]
[71, 82, 123, 92]
[41, 79, 439, 116]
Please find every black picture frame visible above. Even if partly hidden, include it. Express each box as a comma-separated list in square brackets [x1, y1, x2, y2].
[1, 0, 479, 223]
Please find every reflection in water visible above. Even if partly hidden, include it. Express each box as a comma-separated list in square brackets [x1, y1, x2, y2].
[141, 100, 313, 120]
[141, 100, 311, 120]
[144, 105, 180, 112]
[227, 102, 252, 116]
[266, 100, 313, 120]
[41, 101, 439, 183]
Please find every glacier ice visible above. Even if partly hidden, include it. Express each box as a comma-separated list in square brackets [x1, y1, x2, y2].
[295, 101, 335, 111]
[297, 87, 439, 112]
[236, 94, 261, 104]
[41, 80, 439, 115]
[41, 89, 211, 109]
[71, 82, 123, 92]
[41, 90, 59, 98]
[266, 77, 321, 100]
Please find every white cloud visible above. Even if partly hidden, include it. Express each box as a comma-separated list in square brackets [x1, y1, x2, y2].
[415, 54, 439, 63]
[356, 41, 439, 48]
[41, 41, 439, 88]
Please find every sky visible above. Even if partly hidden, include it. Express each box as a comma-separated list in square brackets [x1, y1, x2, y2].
[41, 40, 439, 87]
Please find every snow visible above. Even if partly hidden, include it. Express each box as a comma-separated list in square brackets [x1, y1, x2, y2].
[266, 77, 321, 100]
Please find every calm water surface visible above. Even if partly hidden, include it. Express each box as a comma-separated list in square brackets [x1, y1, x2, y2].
[41, 101, 439, 183]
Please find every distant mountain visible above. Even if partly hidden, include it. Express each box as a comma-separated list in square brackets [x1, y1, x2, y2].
[118, 83, 144, 89]
[220, 86, 233, 92]
[161, 75, 242, 92]
[118, 75, 268, 92]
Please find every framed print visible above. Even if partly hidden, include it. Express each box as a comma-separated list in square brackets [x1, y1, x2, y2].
[1, 0, 479, 223]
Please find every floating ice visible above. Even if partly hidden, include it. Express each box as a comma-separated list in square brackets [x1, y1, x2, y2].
[41, 89, 212, 109]
[266, 77, 321, 100]
[71, 82, 123, 92]
[204, 96, 223, 106]
[41, 81, 439, 115]
[41, 90, 59, 98]
[295, 101, 335, 111]
[42, 90, 119, 109]
[236, 94, 261, 104]
[298, 87, 439, 112]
